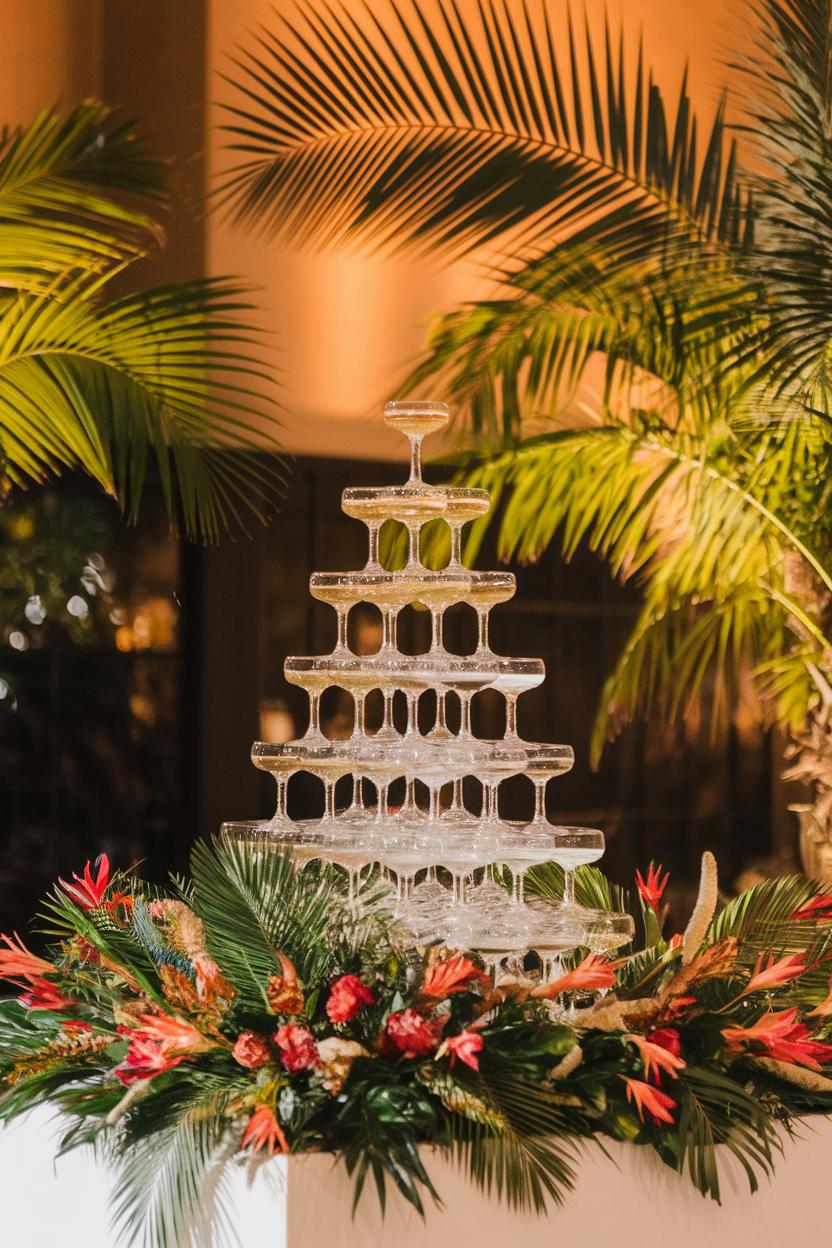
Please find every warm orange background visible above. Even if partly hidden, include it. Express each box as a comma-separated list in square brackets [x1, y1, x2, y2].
[0, 0, 752, 458]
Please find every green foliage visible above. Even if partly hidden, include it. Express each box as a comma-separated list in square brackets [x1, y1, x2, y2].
[3, 847, 832, 1246]
[0, 102, 285, 540]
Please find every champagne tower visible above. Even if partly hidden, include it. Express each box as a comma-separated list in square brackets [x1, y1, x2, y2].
[225, 402, 622, 970]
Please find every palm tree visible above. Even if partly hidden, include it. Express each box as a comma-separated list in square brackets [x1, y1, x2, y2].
[220, 0, 832, 875]
[0, 102, 286, 541]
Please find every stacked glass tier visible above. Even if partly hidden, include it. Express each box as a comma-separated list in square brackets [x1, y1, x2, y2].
[225, 401, 626, 967]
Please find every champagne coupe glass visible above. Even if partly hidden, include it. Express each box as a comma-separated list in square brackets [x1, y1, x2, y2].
[469, 573, 515, 657]
[442, 490, 490, 569]
[552, 828, 606, 913]
[584, 912, 636, 956]
[309, 575, 361, 656]
[383, 400, 449, 484]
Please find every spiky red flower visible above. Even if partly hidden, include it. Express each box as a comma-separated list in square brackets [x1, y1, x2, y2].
[635, 862, 669, 915]
[242, 1105, 288, 1155]
[722, 1007, 832, 1070]
[622, 1076, 676, 1126]
[0, 932, 53, 981]
[113, 1013, 214, 1085]
[19, 977, 76, 1011]
[744, 951, 808, 995]
[59, 854, 110, 910]
[791, 894, 832, 922]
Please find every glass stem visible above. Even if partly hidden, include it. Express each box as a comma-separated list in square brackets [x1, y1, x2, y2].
[308, 691, 320, 737]
[534, 780, 546, 823]
[477, 607, 489, 653]
[408, 435, 423, 483]
[431, 608, 443, 651]
[505, 693, 517, 738]
[336, 606, 348, 652]
[564, 869, 576, 907]
[367, 522, 380, 570]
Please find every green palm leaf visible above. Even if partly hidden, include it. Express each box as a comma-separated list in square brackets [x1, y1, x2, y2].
[219, 0, 742, 255]
[0, 103, 164, 292]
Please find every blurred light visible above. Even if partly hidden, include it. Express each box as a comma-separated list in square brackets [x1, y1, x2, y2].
[24, 595, 46, 625]
[10, 516, 34, 540]
[8, 631, 28, 651]
[115, 626, 134, 652]
[88, 552, 105, 570]
[259, 698, 295, 743]
[129, 693, 155, 726]
[109, 608, 127, 626]
[0, 679, 9, 699]
[66, 595, 89, 619]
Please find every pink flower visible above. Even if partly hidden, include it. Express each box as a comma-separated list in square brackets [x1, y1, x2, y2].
[445, 1030, 483, 1072]
[635, 862, 669, 915]
[385, 1009, 443, 1058]
[59, 854, 110, 910]
[326, 974, 375, 1024]
[532, 953, 616, 1000]
[242, 1105, 288, 1155]
[232, 1031, 271, 1070]
[626, 1033, 686, 1085]
[622, 1076, 676, 1126]
[744, 951, 808, 994]
[274, 1023, 320, 1072]
[722, 1007, 832, 1071]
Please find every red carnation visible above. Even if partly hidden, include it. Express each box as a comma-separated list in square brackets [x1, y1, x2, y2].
[326, 974, 375, 1024]
[274, 1023, 320, 1072]
[385, 1008, 443, 1058]
[232, 1031, 271, 1070]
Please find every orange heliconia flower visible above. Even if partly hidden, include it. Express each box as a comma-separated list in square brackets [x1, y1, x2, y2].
[532, 953, 616, 1000]
[242, 1105, 288, 1155]
[0, 932, 54, 981]
[722, 1007, 832, 1070]
[622, 1076, 676, 1126]
[419, 955, 488, 1000]
[744, 951, 808, 995]
[626, 1034, 686, 1085]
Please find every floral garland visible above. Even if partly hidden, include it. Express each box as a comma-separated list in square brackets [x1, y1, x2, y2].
[2, 838, 832, 1247]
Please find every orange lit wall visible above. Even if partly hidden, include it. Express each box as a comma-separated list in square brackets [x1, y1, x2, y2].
[0, 0, 752, 461]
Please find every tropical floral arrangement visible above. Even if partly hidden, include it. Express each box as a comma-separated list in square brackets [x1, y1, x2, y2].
[2, 840, 832, 1247]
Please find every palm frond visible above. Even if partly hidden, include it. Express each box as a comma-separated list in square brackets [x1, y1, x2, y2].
[219, 0, 743, 256]
[0, 103, 164, 291]
[0, 280, 287, 540]
[675, 1065, 780, 1200]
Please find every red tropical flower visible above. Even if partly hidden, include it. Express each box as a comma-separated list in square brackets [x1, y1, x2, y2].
[791, 894, 832, 922]
[722, 1007, 832, 1070]
[445, 1030, 483, 1072]
[19, 977, 77, 1011]
[114, 1012, 214, 1085]
[647, 1028, 682, 1058]
[419, 955, 488, 1000]
[744, 951, 808, 995]
[232, 1031, 271, 1069]
[326, 974, 375, 1024]
[635, 862, 669, 915]
[59, 854, 111, 910]
[622, 1076, 676, 1126]
[626, 1033, 686, 1085]
[274, 1023, 320, 1072]
[385, 1009, 444, 1058]
[532, 952, 616, 1000]
[242, 1105, 288, 1155]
